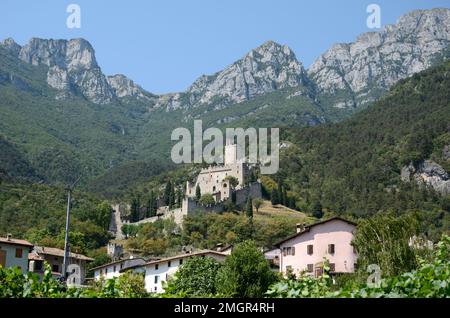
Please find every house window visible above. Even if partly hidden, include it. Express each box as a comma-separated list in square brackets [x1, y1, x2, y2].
[168, 261, 171, 267]
[113, 265, 116, 272]
[52, 264, 59, 273]
[154, 275, 159, 284]
[282, 247, 295, 256]
[307, 264, 314, 272]
[179, 259, 183, 265]
[328, 244, 335, 254]
[35, 261, 43, 271]
[105, 267, 108, 274]
[329, 263, 336, 272]
[15, 248, 23, 258]
[155, 264, 159, 270]
[120, 263, 123, 270]
[307, 245, 313, 255]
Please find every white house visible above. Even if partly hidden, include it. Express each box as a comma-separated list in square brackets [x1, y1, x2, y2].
[126, 250, 227, 293]
[0, 235, 33, 274]
[91, 257, 147, 280]
[274, 217, 357, 277]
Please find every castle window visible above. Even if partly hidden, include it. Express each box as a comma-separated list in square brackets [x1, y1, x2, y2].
[223, 183, 227, 188]
[328, 244, 335, 254]
[213, 186, 216, 192]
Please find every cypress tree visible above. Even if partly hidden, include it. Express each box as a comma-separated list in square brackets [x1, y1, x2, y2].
[164, 180, 172, 206]
[246, 196, 253, 219]
[271, 188, 279, 205]
[195, 184, 201, 201]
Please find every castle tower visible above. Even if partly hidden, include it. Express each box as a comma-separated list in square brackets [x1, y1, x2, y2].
[224, 143, 237, 165]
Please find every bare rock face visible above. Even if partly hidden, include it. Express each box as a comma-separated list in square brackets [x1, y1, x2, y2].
[17, 38, 115, 104]
[308, 8, 450, 108]
[401, 160, 450, 195]
[0, 38, 22, 56]
[157, 41, 310, 110]
[107, 74, 155, 103]
[443, 145, 450, 161]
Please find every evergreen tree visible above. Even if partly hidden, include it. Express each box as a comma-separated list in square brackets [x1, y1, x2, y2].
[147, 191, 157, 217]
[195, 184, 201, 201]
[288, 196, 296, 210]
[282, 187, 288, 206]
[246, 196, 253, 219]
[176, 188, 183, 208]
[169, 182, 176, 209]
[271, 188, 279, 205]
[130, 196, 141, 222]
[164, 180, 172, 206]
[277, 179, 283, 205]
[311, 200, 324, 219]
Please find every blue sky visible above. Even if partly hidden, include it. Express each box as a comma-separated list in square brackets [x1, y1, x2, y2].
[0, 0, 449, 94]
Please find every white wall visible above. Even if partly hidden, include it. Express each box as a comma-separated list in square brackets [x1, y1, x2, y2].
[142, 254, 226, 293]
[94, 263, 123, 280]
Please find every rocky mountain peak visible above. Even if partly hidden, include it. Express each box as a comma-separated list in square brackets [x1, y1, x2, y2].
[0, 38, 22, 56]
[107, 74, 155, 102]
[159, 40, 308, 110]
[308, 7, 450, 109]
[16, 37, 114, 104]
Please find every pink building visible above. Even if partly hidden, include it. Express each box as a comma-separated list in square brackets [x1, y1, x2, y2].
[275, 217, 357, 277]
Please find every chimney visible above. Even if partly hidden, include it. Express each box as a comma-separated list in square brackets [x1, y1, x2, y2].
[296, 223, 305, 233]
[6, 233, 12, 241]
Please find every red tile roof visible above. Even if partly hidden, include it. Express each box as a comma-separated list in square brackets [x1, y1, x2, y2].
[34, 246, 93, 261]
[0, 237, 33, 247]
[274, 217, 357, 247]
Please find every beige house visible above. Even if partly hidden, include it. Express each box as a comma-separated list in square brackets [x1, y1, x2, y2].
[0, 235, 33, 274]
[275, 217, 357, 277]
[29, 246, 93, 285]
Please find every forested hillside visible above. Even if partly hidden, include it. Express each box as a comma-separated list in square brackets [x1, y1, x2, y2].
[274, 62, 450, 239]
[0, 181, 111, 255]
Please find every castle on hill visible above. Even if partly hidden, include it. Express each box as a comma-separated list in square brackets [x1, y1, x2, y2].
[185, 143, 250, 202]
[124, 143, 262, 227]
